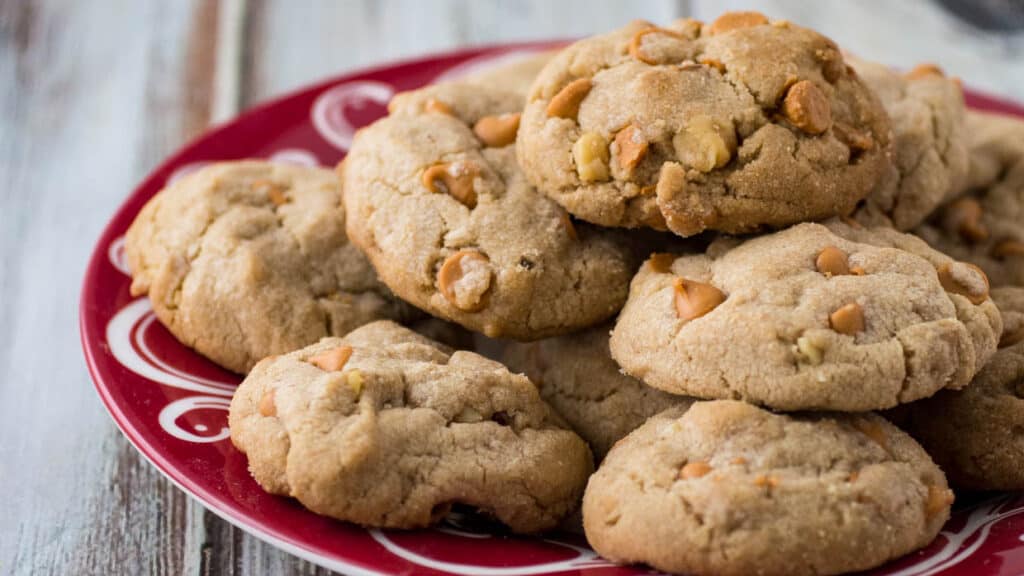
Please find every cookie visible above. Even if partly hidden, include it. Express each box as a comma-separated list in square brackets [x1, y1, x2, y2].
[125, 161, 412, 373]
[462, 50, 557, 103]
[890, 287, 1024, 490]
[343, 82, 635, 339]
[503, 326, 690, 460]
[610, 220, 1002, 411]
[583, 400, 952, 576]
[517, 14, 891, 236]
[229, 320, 593, 533]
[849, 59, 968, 230]
[915, 111, 1024, 287]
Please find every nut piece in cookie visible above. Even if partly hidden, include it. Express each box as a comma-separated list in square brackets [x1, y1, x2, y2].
[915, 110, 1024, 287]
[610, 220, 1002, 411]
[517, 16, 891, 236]
[503, 326, 691, 460]
[583, 401, 952, 576]
[124, 161, 413, 373]
[889, 287, 1024, 490]
[848, 56, 968, 231]
[229, 321, 594, 532]
[343, 82, 635, 340]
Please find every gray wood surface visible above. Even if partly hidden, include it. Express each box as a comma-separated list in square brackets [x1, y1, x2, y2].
[1, 1, 1021, 575]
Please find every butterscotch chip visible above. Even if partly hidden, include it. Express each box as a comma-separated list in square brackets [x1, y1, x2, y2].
[614, 124, 648, 172]
[850, 265, 867, 276]
[925, 485, 954, 518]
[422, 161, 478, 208]
[783, 80, 832, 134]
[229, 321, 593, 533]
[673, 278, 726, 321]
[993, 239, 1024, 260]
[906, 63, 944, 80]
[473, 113, 521, 148]
[546, 78, 592, 120]
[583, 402, 952, 576]
[437, 250, 492, 312]
[308, 345, 353, 372]
[944, 197, 989, 243]
[424, 98, 453, 115]
[937, 262, 990, 305]
[611, 222, 1002, 411]
[123, 161, 411, 374]
[258, 389, 276, 417]
[680, 461, 712, 479]
[816, 245, 850, 276]
[708, 11, 769, 35]
[830, 303, 865, 335]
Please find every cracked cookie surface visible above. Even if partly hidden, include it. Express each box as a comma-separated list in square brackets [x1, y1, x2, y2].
[125, 161, 412, 373]
[610, 220, 1002, 411]
[890, 287, 1024, 490]
[583, 400, 951, 576]
[229, 320, 593, 532]
[915, 111, 1024, 287]
[516, 14, 891, 236]
[503, 325, 690, 460]
[342, 83, 635, 340]
[849, 58, 968, 230]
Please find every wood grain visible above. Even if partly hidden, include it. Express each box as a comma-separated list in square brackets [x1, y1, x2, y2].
[2, 1, 1023, 575]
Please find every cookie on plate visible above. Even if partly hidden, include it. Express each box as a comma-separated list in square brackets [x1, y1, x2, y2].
[517, 14, 891, 236]
[229, 320, 593, 533]
[125, 161, 412, 373]
[915, 111, 1024, 287]
[583, 400, 952, 576]
[890, 287, 1024, 490]
[343, 83, 635, 340]
[462, 50, 557, 103]
[849, 59, 968, 230]
[503, 326, 690, 460]
[610, 220, 1002, 411]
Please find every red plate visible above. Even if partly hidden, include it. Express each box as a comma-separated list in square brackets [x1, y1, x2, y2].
[81, 41, 1024, 576]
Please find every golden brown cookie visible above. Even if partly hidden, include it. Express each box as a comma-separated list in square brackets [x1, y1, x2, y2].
[583, 400, 953, 576]
[229, 321, 593, 532]
[517, 15, 891, 236]
[610, 220, 1002, 411]
[125, 161, 412, 373]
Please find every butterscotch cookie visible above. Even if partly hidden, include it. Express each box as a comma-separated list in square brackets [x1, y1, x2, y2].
[517, 14, 891, 236]
[229, 320, 593, 532]
[503, 326, 689, 460]
[890, 287, 1024, 490]
[610, 220, 1002, 411]
[125, 161, 412, 373]
[583, 400, 952, 576]
[849, 59, 968, 230]
[915, 111, 1024, 287]
[343, 83, 635, 339]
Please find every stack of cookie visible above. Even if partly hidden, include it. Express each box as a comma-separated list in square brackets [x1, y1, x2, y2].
[124, 11, 1024, 576]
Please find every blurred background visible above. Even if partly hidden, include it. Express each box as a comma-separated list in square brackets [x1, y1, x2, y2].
[1, 1, 1022, 575]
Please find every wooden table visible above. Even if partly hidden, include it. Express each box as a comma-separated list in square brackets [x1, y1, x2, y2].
[2, 1, 1021, 574]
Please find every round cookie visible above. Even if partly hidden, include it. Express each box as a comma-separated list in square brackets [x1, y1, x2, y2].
[503, 326, 690, 460]
[890, 287, 1024, 490]
[915, 111, 1024, 287]
[849, 58, 968, 230]
[583, 400, 953, 576]
[229, 320, 593, 533]
[610, 219, 1003, 411]
[343, 82, 635, 340]
[517, 14, 891, 236]
[125, 161, 412, 374]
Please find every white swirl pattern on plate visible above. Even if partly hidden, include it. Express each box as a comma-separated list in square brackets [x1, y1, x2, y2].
[100, 59, 1024, 574]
